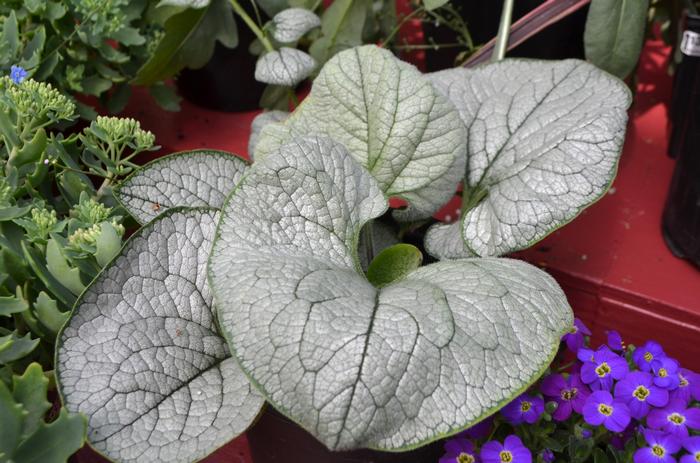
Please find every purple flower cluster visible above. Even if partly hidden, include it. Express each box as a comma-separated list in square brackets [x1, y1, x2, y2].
[440, 319, 700, 463]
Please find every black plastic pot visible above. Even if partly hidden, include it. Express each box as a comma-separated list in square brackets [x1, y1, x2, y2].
[177, 16, 266, 112]
[663, 12, 700, 267]
[423, 0, 588, 71]
[246, 407, 444, 463]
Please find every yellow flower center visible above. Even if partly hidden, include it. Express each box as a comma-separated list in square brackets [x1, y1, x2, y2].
[561, 388, 578, 401]
[520, 401, 532, 412]
[680, 374, 689, 387]
[658, 368, 668, 378]
[457, 453, 475, 463]
[499, 451, 513, 462]
[596, 362, 611, 377]
[644, 351, 653, 362]
[652, 445, 665, 456]
[633, 385, 650, 401]
[668, 412, 685, 425]
[694, 451, 700, 462]
[598, 404, 613, 416]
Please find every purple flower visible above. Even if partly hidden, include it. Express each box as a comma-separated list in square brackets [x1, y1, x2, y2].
[501, 394, 544, 425]
[634, 341, 666, 372]
[540, 373, 590, 421]
[614, 371, 669, 419]
[9, 65, 27, 84]
[652, 357, 681, 390]
[607, 330, 624, 352]
[634, 428, 681, 463]
[671, 369, 700, 404]
[460, 418, 493, 440]
[563, 318, 591, 353]
[481, 435, 531, 463]
[541, 449, 555, 463]
[580, 347, 629, 391]
[681, 436, 700, 463]
[647, 399, 700, 439]
[582, 390, 631, 432]
[581, 429, 593, 439]
[440, 437, 480, 463]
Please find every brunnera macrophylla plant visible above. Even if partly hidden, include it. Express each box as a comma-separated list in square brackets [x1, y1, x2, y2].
[55, 45, 631, 462]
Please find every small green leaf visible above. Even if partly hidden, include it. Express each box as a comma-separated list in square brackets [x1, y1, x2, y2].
[423, 0, 450, 11]
[21, 241, 76, 307]
[80, 75, 113, 96]
[0, 331, 39, 364]
[149, 82, 182, 111]
[366, 243, 422, 287]
[34, 292, 68, 334]
[9, 128, 47, 170]
[584, 0, 650, 79]
[2, 11, 19, 60]
[133, 0, 237, 85]
[11, 408, 86, 463]
[111, 26, 146, 46]
[12, 363, 51, 438]
[106, 83, 131, 114]
[94, 222, 121, 267]
[0, 295, 28, 317]
[593, 448, 611, 463]
[46, 238, 85, 296]
[0, 205, 31, 222]
[0, 381, 23, 459]
[309, 0, 369, 66]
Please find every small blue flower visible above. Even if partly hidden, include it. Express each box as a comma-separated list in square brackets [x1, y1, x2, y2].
[634, 428, 681, 463]
[651, 357, 681, 390]
[606, 330, 624, 352]
[563, 318, 591, 353]
[582, 390, 631, 432]
[614, 371, 669, 419]
[9, 65, 27, 84]
[633, 341, 666, 372]
[501, 393, 544, 425]
[580, 347, 629, 391]
[440, 437, 480, 463]
[481, 435, 531, 463]
[541, 449, 555, 463]
[681, 436, 700, 463]
[647, 399, 700, 439]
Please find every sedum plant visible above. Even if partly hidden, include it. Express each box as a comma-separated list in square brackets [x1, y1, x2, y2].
[0, 74, 158, 461]
[56, 44, 631, 461]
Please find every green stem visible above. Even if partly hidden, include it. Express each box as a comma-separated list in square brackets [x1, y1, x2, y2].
[492, 0, 514, 62]
[381, 7, 424, 48]
[230, 0, 275, 53]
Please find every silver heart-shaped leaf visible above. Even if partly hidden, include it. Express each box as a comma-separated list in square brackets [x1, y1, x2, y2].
[248, 110, 289, 160]
[255, 45, 467, 221]
[272, 8, 321, 43]
[425, 59, 631, 258]
[56, 208, 264, 463]
[209, 136, 573, 451]
[254, 48, 316, 87]
[115, 150, 248, 224]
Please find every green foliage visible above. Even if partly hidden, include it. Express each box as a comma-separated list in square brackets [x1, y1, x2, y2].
[133, 0, 238, 85]
[366, 243, 423, 287]
[0, 363, 86, 463]
[584, 0, 651, 79]
[0, 0, 175, 115]
[0, 77, 157, 460]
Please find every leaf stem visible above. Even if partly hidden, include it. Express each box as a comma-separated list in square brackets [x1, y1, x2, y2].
[380, 7, 424, 48]
[230, 0, 275, 53]
[492, 0, 514, 62]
